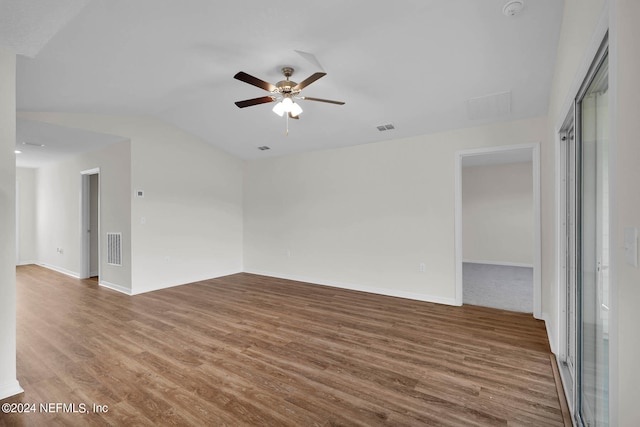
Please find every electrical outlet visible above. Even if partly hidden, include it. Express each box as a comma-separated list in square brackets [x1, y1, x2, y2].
[419, 263, 426, 272]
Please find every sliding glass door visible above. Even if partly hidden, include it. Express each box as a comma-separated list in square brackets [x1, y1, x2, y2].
[577, 52, 609, 427]
[560, 43, 609, 427]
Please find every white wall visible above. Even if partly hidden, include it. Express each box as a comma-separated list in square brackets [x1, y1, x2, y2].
[611, 1, 640, 424]
[128, 117, 244, 294]
[16, 167, 36, 264]
[34, 140, 132, 291]
[462, 162, 533, 266]
[0, 47, 22, 400]
[18, 113, 244, 295]
[244, 117, 546, 304]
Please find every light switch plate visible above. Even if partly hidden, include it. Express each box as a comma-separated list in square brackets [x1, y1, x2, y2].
[624, 227, 638, 268]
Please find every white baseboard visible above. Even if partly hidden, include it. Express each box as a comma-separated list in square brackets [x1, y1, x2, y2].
[244, 269, 457, 306]
[28, 263, 131, 295]
[129, 269, 243, 295]
[99, 280, 132, 296]
[463, 259, 534, 269]
[16, 260, 37, 266]
[540, 311, 558, 355]
[0, 380, 23, 400]
[36, 263, 80, 279]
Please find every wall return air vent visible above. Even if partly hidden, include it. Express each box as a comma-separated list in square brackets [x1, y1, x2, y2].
[107, 232, 122, 266]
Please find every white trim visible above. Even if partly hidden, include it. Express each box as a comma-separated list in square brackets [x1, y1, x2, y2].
[453, 143, 536, 159]
[99, 280, 132, 295]
[455, 153, 463, 307]
[454, 143, 542, 318]
[129, 269, 243, 296]
[15, 180, 19, 265]
[554, 119, 568, 360]
[30, 263, 132, 295]
[16, 260, 37, 266]
[463, 259, 534, 269]
[80, 167, 100, 175]
[37, 262, 80, 278]
[606, 2, 618, 425]
[244, 269, 458, 306]
[540, 311, 558, 355]
[532, 143, 542, 319]
[0, 380, 23, 400]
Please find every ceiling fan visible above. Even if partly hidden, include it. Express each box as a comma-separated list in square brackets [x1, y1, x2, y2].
[233, 66, 344, 120]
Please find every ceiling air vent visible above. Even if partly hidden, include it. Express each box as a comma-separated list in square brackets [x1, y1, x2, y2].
[377, 123, 395, 131]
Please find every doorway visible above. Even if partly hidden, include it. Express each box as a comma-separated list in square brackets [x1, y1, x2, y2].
[80, 168, 100, 280]
[455, 144, 541, 318]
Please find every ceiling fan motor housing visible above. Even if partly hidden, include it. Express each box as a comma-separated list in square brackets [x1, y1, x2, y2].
[276, 67, 297, 93]
[276, 82, 298, 94]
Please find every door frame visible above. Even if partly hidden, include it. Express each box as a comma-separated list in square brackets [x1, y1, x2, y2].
[15, 179, 20, 265]
[454, 143, 541, 319]
[80, 168, 100, 279]
[557, 108, 578, 416]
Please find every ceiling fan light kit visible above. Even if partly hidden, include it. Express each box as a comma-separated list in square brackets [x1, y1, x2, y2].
[234, 65, 344, 133]
[272, 95, 302, 117]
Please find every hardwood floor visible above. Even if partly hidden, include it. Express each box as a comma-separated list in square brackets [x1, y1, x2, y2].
[1, 265, 566, 426]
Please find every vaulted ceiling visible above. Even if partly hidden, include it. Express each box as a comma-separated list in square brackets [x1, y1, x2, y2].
[5, 0, 564, 166]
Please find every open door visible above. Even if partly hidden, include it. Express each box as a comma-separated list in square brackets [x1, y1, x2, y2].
[80, 168, 100, 280]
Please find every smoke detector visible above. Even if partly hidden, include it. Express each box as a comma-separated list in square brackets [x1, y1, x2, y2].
[503, 0, 525, 17]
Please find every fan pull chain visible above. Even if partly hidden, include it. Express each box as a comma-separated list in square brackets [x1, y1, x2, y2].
[286, 113, 289, 136]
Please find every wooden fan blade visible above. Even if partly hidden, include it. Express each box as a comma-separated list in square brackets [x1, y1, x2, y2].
[292, 72, 326, 91]
[301, 96, 345, 105]
[234, 71, 277, 92]
[288, 112, 299, 120]
[234, 96, 275, 108]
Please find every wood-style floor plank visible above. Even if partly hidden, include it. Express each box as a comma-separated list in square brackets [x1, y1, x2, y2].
[1, 265, 566, 426]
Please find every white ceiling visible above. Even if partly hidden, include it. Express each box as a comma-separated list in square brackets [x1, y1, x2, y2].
[9, 0, 564, 167]
[16, 118, 126, 168]
[0, 0, 88, 57]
